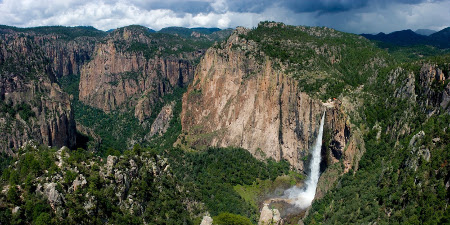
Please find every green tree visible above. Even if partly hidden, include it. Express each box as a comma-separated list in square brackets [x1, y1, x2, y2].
[7, 185, 20, 205]
[35, 212, 52, 225]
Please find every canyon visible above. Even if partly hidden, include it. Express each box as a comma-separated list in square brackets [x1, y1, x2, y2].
[0, 22, 448, 224]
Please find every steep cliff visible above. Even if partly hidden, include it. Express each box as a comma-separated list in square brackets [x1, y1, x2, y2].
[39, 37, 97, 78]
[417, 63, 450, 115]
[0, 25, 103, 78]
[180, 24, 371, 171]
[0, 31, 77, 154]
[79, 26, 197, 122]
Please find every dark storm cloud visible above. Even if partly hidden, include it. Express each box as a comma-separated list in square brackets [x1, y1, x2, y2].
[133, 0, 212, 14]
[0, 0, 448, 33]
[224, 0, 441, 14]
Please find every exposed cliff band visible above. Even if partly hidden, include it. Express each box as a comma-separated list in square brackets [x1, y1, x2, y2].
[180, 26, 355, 171]
[78, 27, 195, 122]
[0, 30, 78, 154]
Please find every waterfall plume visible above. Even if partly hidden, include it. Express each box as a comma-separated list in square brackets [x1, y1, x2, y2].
[284, 112, 325, 209]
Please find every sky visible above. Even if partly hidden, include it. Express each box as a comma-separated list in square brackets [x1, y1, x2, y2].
[0, 0, 449, 34]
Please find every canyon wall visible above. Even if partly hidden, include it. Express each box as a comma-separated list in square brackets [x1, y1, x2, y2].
[79, 27, 195, 122]
[180, 28, 354, 171]
[0, 32, 76, 154]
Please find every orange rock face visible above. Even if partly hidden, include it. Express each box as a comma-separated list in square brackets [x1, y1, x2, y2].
[79, 32, 194, 122]
[181, 28, 353, 171]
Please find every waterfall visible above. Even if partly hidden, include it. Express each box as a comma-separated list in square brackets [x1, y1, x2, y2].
[285, 112, 325, 209]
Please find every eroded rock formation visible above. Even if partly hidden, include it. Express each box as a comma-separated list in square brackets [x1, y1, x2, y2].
[0, 31, 77, 154]
[418, 64, 449, 115]
[79, 27, 195, 122]
[180, 28, 355, 171]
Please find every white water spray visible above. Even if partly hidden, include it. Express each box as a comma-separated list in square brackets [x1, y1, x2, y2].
[285, 112, 325, 209]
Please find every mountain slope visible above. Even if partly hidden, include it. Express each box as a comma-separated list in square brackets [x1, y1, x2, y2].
[430, 27, 450, 48]
[0, 27, 80, 154]
[305, 56, 450, 224]
[415, 29, 436, 36]
[0, 22, 448, 224]
[361, 29, 429, 46]
[180, 22, 387, 172]
[362, 27, 450, 49]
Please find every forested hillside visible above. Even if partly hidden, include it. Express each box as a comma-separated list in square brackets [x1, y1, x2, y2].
[0, 22, 448, 224]
[305, 56, 450, 224]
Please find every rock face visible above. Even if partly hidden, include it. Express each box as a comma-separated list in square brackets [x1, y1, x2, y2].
[418, 64, 449, 115]
[79, 27, 195, 122]
[148, 101, 176, 138]
[0, 31, 77, 154]
[181, 28, 352, 171]
[39, 37, 97, 78]
[388, 63, 449, 116]
[42, 182, 64, 209]
[0, 26, 101, 78]
[200, 215, 213, 225]
[259, 204, 282, 225]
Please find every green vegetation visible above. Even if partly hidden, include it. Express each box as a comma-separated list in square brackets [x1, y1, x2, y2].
[159, 27, 220, 37]
[113, 26, 218, 60]
[0, 142, 292, 224]
[371, 40, 450, 63]
[0, 25, 106, 40]
[234, 172, 304, 209]
[59, 75, 148, 153]
[304, 57, 450, 224]
[0, 152, 12, 177]
[16, 103, 36, 122]
[242, 21, 390, 100]
[213, 212, 253, 225]
[165, 147, 290, 222]
[111, 25, 227, 66]
[0, 101, 16, 117]
[0, 101, 35, 122]
[0, 144, 192, 224]
[126, 42, 158, 60]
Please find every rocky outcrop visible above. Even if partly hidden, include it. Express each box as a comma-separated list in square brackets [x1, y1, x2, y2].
[99, 153, 173, 215]
[0, 143, 191, 223]
[180, 28, 353, 171]
[0, 33, 76, 154]
[42, 182, 65, 209]
[79, 27, 195, 122]
[418, 64, 449, 115]
[70, 174, 87, 192]
[148, 101, 175, 138]
[259, 203, 283, 225]
[389, 67, 417, 102]
[200, 215, 213, 225]
[407, 130, 431, 171]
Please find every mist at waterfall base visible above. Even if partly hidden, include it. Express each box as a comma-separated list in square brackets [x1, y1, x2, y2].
[284, 112, 325, 209]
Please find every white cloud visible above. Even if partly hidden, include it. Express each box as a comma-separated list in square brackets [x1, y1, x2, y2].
[0, 0, 448, 33]
[211, 0, 228, 13]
